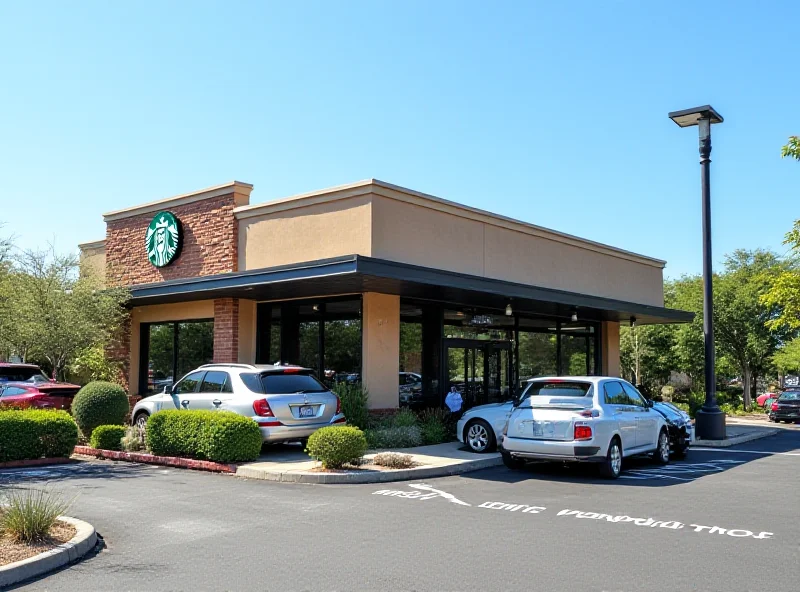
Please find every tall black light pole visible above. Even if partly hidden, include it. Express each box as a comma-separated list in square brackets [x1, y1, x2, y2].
[668, 105, 726, 440]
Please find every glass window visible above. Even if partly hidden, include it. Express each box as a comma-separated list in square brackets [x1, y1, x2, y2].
[524, 380, 592, 397]
[518, 332, 557, 385]
[261, 373, 328, 394]
[240, 373, 264, 394]
[621, 382, 647, 407]
[324, 318, 361, 383]
[147, 323, 175, 393]
[173, 371, 204, 395]
[1, 386, 27, 396]
[176, 322, 214, 378]
[0, 366, 50, 383]
[200, 371, 230, 393]
[603, 381, 630, 405]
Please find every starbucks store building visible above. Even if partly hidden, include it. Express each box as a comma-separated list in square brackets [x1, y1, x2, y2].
[80, 180, 690, 410]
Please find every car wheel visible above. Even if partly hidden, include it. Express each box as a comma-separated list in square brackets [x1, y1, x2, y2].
[133, 412, 149, 436]
[652, 429, 670, 465]
[501, 449, 525, 470]
[599, 438, 622, 479]
[464, 419, 496, 453]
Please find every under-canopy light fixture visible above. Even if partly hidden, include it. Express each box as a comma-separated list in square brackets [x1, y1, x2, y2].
[505, 303, 513, 317]
[570, 308, 578, 322]
[630, 316, 637, 328]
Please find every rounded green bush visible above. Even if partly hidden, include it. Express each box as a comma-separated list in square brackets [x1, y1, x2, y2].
[0, 409, 78, 462]
[89, 424, 127, 451]
[71, 381, 130, 438]
[306, 426, 367, 469]
[146, 410, 262, 463]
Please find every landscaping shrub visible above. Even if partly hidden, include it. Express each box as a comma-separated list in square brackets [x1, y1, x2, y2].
[391, 408, 418, 428]
[1, 488, 73, 543]
[120, 426, 145, 452]
[418, 408, 451, 445]
[71, 381, 130, 438]
[373, 452, 415, 469]
[305, 426, 368, 469]
[336, 382, 369, 429]
[89, 425, 126, 451]
[146, 410, 262, 462]
[365, 426, 423, 449]
[0, 409, 78, 462]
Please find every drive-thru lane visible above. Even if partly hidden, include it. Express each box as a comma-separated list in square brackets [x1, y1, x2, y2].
[4, 428, 799, 592]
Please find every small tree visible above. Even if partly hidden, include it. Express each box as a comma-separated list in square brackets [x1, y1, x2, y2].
[5, 246, 128, 380]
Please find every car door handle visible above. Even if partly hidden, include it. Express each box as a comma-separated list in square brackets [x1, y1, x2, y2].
[212, 399, 222, 406]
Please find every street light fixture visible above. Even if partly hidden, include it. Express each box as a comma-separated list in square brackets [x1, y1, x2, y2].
[668, 105, 726, 441]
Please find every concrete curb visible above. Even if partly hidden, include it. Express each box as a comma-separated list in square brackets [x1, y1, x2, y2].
[695, 428, 780, 448]
[236, 455, 503, 484]
[73, 446, 237, 473]
[0, 457, 77, 470]
[0, 516, 97, 588]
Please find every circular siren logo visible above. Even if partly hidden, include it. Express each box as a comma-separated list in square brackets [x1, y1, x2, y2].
[145, 211, 182, 267]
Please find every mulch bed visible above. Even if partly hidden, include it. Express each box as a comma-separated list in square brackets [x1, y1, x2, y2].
[0, 520, 76, 567]
[73, 446, 238, 473]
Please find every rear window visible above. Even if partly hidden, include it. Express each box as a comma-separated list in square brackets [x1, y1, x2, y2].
[521, 381, 593, 400]
[779, 392, 800, 401]
[260, 372, 328, 394]
[0, 367, 49, 383]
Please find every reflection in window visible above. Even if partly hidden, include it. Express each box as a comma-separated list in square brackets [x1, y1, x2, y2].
[298, 321, 319, 373]
[518, 332, 557, 385]
[324, 318, 361, 382]
[144, 320, 213, 394]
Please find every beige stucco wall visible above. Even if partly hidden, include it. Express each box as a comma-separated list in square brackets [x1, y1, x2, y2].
[361, 292, 400, 409]
[601, 321, 621, 377]
[237, 195, 373, 270]
[370, 194, 664, 307]
[79, 243, 106, 286]
[238, 299, 257, 364]
[128, 300, 215, 395]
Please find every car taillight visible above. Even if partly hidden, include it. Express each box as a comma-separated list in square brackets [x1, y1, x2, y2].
[771, 401, 779, 411]
[253, 399, 274, 417]
[574, 424, 593, 440]
[335, 395, 342, 415]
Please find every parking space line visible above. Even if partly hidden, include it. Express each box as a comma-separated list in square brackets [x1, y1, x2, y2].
[691, 447, 800, 456]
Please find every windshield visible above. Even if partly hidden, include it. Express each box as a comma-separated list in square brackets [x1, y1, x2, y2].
[0, 367, 50, 383]
[261, 372, 328, 394]
[517, 380, 592, 404]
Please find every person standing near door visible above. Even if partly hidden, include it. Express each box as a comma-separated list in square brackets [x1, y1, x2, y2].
[445, 385, 463, 418]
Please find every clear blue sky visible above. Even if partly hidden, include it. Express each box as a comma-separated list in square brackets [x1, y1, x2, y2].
[1, 1, 798, 279]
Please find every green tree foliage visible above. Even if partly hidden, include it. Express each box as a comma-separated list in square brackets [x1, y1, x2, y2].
[773, 338, 800, 374]
[781, 135, 800, 160]
[0, 245, 129, 379]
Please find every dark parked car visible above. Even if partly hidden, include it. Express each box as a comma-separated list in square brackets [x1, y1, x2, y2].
[769, 390, 800, 423]
[651, 401, 693, 458]
[0, 363, 80, 410]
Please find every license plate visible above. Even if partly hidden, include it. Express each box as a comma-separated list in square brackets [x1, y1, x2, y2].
[299, 405, 315, 418]
[533, 421, 554, 438]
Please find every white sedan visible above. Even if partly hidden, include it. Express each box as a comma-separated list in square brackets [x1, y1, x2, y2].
[501, 377, 670, 479]
[456, 401, 513, 453]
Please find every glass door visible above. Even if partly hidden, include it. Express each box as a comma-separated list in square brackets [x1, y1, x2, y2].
[445, 339, 511, 411]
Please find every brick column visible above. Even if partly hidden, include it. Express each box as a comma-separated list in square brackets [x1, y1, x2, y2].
[106, 313, 131, 391]
[213, 298, 239, 363]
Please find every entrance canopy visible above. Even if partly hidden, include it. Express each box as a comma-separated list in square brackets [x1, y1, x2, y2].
[127, 255, 692, 326]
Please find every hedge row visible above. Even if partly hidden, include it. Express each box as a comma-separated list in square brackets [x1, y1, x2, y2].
[90, 425, 127, 451]
[145, 410, 262, 463]
[0, 409, 79, 462]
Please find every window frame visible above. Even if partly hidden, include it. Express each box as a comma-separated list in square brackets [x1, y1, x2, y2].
[621, 382, 648, 408]
[199, 371, 231, 394]
[603, 380, 630, 406]
[172, 371, 205, 395]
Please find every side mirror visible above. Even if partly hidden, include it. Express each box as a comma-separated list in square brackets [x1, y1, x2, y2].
[647, 399, 654, 408]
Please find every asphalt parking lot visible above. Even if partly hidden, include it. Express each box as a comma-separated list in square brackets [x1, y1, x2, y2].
[3, 426, 799, 592]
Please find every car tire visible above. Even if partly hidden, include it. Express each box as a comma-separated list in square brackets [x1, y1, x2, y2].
[599, 437, 622, 479]
[133, 411, 149, 436]
[464, 419, 496, 453]
[501, 449, 525, 470]
[653, 429, 670, 465]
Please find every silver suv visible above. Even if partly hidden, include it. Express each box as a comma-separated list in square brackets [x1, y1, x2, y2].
[501, 377, 670, 479]
[132, 363, 346, 443]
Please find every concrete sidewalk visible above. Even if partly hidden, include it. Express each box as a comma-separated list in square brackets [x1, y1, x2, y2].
[236, 442, 501, 484]
[695, 424, 780, 447]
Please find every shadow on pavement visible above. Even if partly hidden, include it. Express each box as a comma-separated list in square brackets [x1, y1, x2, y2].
[0, 460, 158, 486]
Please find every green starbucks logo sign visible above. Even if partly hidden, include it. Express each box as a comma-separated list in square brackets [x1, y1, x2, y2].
[145, 211, 182, 267]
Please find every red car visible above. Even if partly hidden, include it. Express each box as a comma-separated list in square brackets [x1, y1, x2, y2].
[756, 392, 779, 408]
[0, 363, 80, 410]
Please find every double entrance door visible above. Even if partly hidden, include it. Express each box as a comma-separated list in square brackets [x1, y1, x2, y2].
[445, 339, 512, 411]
